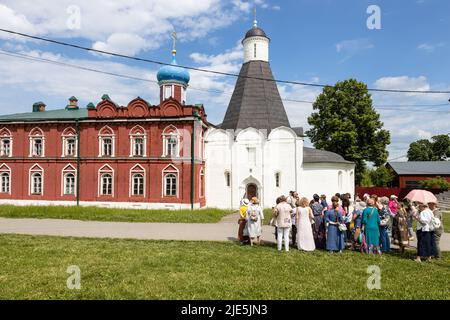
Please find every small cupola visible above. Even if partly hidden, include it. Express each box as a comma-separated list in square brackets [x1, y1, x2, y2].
[66, 96, 79, 110]
[32, 101, 46, 112]
[156, 31, 189, 105]
[242, 8, 270, 63]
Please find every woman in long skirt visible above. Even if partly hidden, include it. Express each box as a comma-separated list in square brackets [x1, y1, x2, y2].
[362, 198, 381, 255]
[325, 196, 345, 253]
[378, 197, 391, 253]
[392, 203, 409, 253]
[296, 197, 316, 251]
[246, 197, 264, 246]
[310, 194, 326, 249]
[414, 203, 437, 262]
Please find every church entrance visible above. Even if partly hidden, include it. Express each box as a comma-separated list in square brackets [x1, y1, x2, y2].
[246, 183, 258, 200]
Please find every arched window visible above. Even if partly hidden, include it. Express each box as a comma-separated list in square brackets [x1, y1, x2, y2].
[0, 128, 12, 157]
[98, 164, 114, 196]
[0, 172, 10, 194]
[62, 164, 76, 196]
[338, 171, 343, 190]
[162, 126, 180, 158]
[199, 169, 205, 198]
[98, 126, 115, 157]
[254, 43, 257, 58]
[61, 127, 77, 157]
[29, 127, 45, 157]
[162, 164, 178, 197]
[130, 164, 146, 196]
[29, 164, 43, 195]
[129, 125, 147, 157]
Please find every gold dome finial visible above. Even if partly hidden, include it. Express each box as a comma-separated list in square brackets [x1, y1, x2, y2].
[171, 30, 177, 56]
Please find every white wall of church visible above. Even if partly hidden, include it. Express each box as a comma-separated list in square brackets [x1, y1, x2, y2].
[301, 163, 355, 201]
[243, 36, 269, 63]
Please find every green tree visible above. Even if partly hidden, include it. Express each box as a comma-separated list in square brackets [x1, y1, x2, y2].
[407, 139, 434, 161]
[369, 166, 394, 187]
[407, 135, 450, 161]
[360, 169, 374, 187]
[420, 177, 450, 189]
[306, 79, 391, 184]
[431, 135, 450, 160]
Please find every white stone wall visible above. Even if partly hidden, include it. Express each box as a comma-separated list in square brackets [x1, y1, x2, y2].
[243, 36, 269, 63]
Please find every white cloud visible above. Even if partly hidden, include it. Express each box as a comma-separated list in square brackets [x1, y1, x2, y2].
[417, 42, 445, 53]
[92, 33, 152, 56]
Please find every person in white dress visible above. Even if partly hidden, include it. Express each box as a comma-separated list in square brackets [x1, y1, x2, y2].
[246, 197, 264, 246]
[296, 197, 316, 251]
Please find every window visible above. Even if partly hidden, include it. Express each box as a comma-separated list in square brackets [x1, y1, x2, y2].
[98, 164, 114, 196]
[66, 138, 76, 157]
[254, 43, 257, 58]
[132, 174, 144, 196]
[165, 174, 177, 196]
[33, 138, 43, 157]
[405, 180, 421, 189]
[133, 138, 144, 157]
[0, 172, 10, 193]
[64, 173, 75, 195]
[130, 164, 146, 197]
[102, 138, 112, 157]
[164, 85, 172, 100]
[225, 171, 231, 187]
[275, 172, 280, 188]
[0, 139, 11, 157]
[98, 126, 115, 157]
[101, 174, 113, 195]
[29, 128, 45, 157]
[200, 169, 205, 198]
[162, 164, 178, 197]
[338, 171, 343, 190]
[162, 126, 180, 158]
[31, 173, 42, 194]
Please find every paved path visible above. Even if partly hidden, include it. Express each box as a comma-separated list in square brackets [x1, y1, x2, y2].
[0, 216, 449, 251]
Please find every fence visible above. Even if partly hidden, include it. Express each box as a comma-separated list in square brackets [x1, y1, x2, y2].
[355, 187, 448, 199]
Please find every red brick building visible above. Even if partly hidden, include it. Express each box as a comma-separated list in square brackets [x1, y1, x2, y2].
[0, 50, 209, 209]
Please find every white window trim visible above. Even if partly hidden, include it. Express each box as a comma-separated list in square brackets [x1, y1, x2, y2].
[162, 164, 179, 198]
[129, 126, 147, 157]
[162, 125, 181, 158]
[98, 164, 114, 197]
[0, 163, 11, 195]
[61, 127, 77, 157]
[29, 164, 44, 196]
[129, 164, 146, 197]
[28, 127, 45, 158]
[0, 128, 13, 157]
[98, 126, 115, 157]
[61, 164, 77, 196]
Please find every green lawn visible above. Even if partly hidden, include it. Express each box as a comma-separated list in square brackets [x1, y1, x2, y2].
[443, 211, 450, 233]
[0, 205, 232, 223]
[0, 234, 448, 300]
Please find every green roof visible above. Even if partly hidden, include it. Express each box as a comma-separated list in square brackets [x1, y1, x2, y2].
[0, 108, 89, 122]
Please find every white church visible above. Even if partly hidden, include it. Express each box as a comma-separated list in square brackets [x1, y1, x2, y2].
[204, 19, 355, 209]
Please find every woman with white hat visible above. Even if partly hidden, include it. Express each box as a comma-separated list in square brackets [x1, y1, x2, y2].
[246, 197, 264, 246]
[414, 202, 438, 262]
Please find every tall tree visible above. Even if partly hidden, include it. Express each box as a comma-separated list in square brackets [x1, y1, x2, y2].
[306, 79, 390, 185]
[407, 139, 434, 161]
[407, 135, 450, 161]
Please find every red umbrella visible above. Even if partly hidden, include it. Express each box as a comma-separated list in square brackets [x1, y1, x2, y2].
[404, 189, 437, 204]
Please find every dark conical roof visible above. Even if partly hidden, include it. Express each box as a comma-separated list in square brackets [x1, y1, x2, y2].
[221, 61, 290, 132]
[244, 27, 269, 40]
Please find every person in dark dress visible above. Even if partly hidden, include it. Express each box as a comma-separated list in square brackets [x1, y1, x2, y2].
[310, 194, 326, 249]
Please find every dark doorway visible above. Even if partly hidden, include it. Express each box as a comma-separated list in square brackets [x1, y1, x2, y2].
[246, 183, 258, 199]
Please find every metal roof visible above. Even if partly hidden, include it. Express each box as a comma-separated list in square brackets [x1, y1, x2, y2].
[221, 61, 291, 132]
[244, 27, 269, 40]
[303, 147, 354, 164]
[387, 161, 450, 175]
[0, 108, 88, 122]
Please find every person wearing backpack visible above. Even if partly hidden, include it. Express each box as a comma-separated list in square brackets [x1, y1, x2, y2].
[428, 201, 443, 259]
[414, 202, 438, 262]
[246, 197, 264, 246]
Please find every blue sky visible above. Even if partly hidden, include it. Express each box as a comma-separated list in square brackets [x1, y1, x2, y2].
[0, 0, 449, 161]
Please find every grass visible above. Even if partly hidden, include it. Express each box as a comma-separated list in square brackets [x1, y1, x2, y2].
[443, 211, 450, 233]
[0, 234, 448, 300]
[0, 205, 232, 223]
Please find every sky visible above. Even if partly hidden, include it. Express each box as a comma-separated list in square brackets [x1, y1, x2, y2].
[0, 0, 449, 162]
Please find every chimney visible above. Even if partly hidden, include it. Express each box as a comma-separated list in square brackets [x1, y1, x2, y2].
[66, 96, 79, 110]
[32, 101, 46, 112]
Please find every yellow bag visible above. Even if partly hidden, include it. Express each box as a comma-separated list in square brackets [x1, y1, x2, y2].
[349, 220, 355, 231]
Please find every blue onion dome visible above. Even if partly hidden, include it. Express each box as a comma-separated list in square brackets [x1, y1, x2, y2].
[157, 55, 190, 86]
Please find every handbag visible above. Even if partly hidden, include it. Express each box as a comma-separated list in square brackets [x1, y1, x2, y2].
[338, 223, 347, 231]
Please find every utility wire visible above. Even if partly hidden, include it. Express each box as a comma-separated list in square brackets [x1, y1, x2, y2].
[1, 28, 450, 95]
[1, 49, 449, 114]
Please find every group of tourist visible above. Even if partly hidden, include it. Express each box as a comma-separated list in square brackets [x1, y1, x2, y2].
[237, 192, 443, 262]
